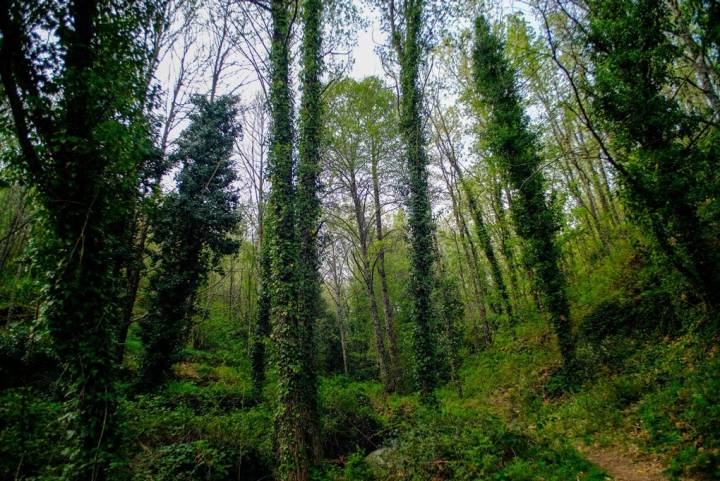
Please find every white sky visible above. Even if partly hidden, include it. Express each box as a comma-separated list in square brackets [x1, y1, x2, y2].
[349, 10, 384, 79]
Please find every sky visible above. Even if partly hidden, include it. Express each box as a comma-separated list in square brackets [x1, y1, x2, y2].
[349, 8, 384, 79]
[157, 0, 541, 200]
[347, 0, 538, 80]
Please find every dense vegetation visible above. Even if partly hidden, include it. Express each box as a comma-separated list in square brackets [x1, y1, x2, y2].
[1, 0, 719, 480]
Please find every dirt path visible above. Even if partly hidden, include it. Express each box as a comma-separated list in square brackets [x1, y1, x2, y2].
[575, 444, 669, 481]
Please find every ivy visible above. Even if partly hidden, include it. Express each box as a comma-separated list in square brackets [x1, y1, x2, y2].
[139, 95, 241, 388]
[473, 15, 576, 375]
[397, 0, 440, 399]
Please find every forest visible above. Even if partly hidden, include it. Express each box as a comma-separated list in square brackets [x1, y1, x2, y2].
[0, 0, 719, 480]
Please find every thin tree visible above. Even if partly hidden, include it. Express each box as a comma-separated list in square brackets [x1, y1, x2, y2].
[431, 104, 513, 324]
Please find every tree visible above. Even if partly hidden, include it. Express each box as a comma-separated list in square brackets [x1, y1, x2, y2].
[386, 0, 439, 399]
[431, 103, 513, 325]
[139, 95, 241, 387]
[584, 0, 720, 309]
[323, 77, 401, 391]
[473, 15, 576, 374]
[250, 238, 271, 398]
[296, 0, 323, 460]
[265, 0, 313, 478]
[0, 1, 159, 477]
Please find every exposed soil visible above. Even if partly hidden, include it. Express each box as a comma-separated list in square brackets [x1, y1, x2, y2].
[576, 444, 669, 481]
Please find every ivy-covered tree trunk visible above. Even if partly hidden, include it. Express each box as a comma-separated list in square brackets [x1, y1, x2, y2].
[396, 0, 439, 398]
[0, 2, 157, 478]
[296, 0, 323, 460]
[267, 0, 313, 478]
[473, 16, 576, 374]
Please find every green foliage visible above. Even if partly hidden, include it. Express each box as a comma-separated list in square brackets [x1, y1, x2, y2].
[0, 323, 56, 389]
[578, 294, 678, 346]
[130, 440, 230, 481]
[2, 3, 720, 481]
[585, 0, 720, 309]
[117, 360, 274, 480]
[637, 339, 720, 479]
[0, 388, 63, 479]
[139, 95, 241, 387]
[473, 15, 576, 376]
[318, 378, 386, 458]
[371, 404, 606, 480]
[311, 452, 375, 481]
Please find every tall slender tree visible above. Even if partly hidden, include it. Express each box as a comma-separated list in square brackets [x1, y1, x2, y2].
[391, 0, 439, 397]
[296, 0, 323, 460]
[250, 236, 271, 399]
[473, 15, 576, 374]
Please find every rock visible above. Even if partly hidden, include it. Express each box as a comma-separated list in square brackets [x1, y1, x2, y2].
[365, 447, 396, 470]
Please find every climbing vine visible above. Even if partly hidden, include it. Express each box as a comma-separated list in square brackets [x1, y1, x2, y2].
[139, 95, 241, 388]
[473, 15, 576, 374]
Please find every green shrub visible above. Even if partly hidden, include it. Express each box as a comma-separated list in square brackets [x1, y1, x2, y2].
[118, 391, 274, 480]
[319, 378, 386, 459]
[579, 293, 678, 347]
[130, 440, 230, 481]
[375, 409, 607, 481]
[639, 345, 720, 479]
[0, 388, 64, 480]
[311, 451, 375, 481]
[0, 323, 57, 389]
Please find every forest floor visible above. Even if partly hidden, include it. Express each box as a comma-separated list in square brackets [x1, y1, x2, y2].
[3, 302, 717, 480]
[576, 444, 669, 481]
[439, 314, 717, 481]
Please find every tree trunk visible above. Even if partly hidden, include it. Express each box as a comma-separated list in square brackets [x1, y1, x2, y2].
[350, 175, 391, 389]
[370, 150, 400, 387]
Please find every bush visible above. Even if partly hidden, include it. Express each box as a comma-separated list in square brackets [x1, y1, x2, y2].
[119, 391, 274, 480]
[129, 440, 230, 481]
[375, 408, 607, 481]
[638, 343, 720, 480]
[578, 292, 678, 346]
[0, 323, 57, 389]
[318, 378, 386, 459]
[0, 388, 64, 480]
